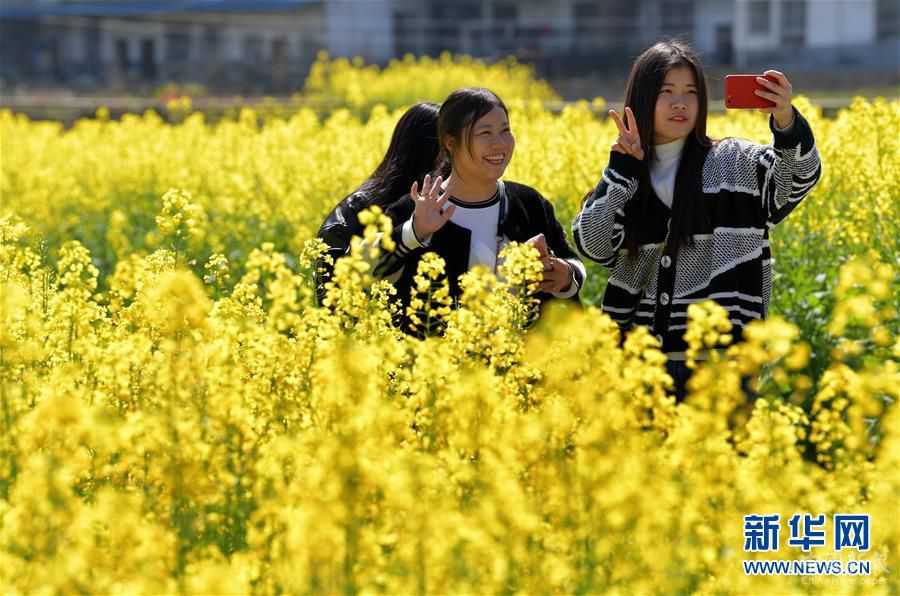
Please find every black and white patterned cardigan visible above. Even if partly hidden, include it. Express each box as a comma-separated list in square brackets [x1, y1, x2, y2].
[572, 110, 822, 358]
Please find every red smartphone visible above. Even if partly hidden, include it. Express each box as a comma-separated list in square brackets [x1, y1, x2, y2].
[724, 74, 777, 109]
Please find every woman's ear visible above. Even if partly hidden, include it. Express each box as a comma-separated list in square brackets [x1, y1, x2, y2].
[442, 135, 456, 157]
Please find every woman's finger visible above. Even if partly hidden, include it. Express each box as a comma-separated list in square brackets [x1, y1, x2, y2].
[755, 76, 780, 92]
[440, 203, 456, 221]
[527, 233, 550, 258]
[411, 180, 420, 201]
[428, 176, 443, 200]
[626, 112, 642, 148]
[763, 69, 790, 88]
[435, 187, 451, 209]
[758, 78, 790, 104]
[542, 259, 562, 278]
[763, 71, 792, 100]
[614, 142, 638, 158]
[627, 141, 643, 159]
[624, 107, 637, 134]
[540, 277, 564, 292]
[754, 89, 781, 103]
[609, 109, 627, 136]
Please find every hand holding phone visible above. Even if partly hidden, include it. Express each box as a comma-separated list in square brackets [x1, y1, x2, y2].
[725, 70, 796, 129]
[724, 74, 778, 109]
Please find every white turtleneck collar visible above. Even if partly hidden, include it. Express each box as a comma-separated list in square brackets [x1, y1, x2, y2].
[650, 137, 687, 208]
[654, 137, 686, 163]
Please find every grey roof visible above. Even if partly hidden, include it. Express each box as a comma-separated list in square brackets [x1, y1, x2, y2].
[0, 0, 321, 19]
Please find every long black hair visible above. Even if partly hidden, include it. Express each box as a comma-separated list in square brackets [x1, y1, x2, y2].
[358, 102, 441, 206]
[622, 40, 713, 255]
[437, 87, 508, 169]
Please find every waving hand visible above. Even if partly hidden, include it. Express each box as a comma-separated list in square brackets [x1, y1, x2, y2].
[411, 174, 455, 240]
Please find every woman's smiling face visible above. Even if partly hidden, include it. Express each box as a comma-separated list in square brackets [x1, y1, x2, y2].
[448, 106, 515, 183]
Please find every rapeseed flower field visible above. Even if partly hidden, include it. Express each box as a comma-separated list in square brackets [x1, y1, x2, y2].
[1, 54, 898, 593]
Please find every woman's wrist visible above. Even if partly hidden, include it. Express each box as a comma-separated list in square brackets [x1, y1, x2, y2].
[559, 259, 574, 292]
[411, 213, 428, 243]
[773, 106, 796, 131]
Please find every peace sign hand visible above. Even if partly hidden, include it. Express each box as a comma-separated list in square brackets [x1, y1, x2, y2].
[609, 106, 645, 161]
[411, 174, 455, 240]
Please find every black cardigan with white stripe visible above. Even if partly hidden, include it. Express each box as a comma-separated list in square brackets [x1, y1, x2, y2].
[572, 110, 822, 357]
[375, 181, 586, 331]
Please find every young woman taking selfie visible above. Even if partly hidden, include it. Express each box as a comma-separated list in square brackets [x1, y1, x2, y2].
[572, 40, 822, 401]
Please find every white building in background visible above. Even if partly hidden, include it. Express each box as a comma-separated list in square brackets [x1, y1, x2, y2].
[381, 0, 740, 65]
[732, 0, 899, 68]
[325, 0, 394, 63]
[0, 0, 326, 92]
[1, 0, 897, 91]
[326, 0, 899, 69]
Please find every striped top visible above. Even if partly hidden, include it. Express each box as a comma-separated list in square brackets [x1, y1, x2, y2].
[572, 110, 822, 358]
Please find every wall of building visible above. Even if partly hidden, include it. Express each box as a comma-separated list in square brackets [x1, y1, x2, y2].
[805, 0, 876, 47]
[693, 0, 735, 57]
[3, 0, 896, 91]
[488, 0, 575, 53]
[733, 0, 881, 66]
[35, 8, 325, 89]
[515, 0, 574, 23]
[325, 0, 393, 62]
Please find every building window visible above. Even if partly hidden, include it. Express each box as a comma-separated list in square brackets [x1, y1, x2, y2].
[715, 23, 733, 64]
[574, 0, 640, 44]
[600, 0, 639, 23]
[243, 35, 264, 64]
[393, 11, 421, 56]
[493, 2, 517, 20]
[115, 38, 129, 72]
[574, 1, 600, 42]
[781, 0, 806, 46]
[203, 25, 221, 60]
[660, 0, 695, 39]
[877, 0, 900, 40]
[165, 32, 190, 62]
[749, 0, 771, 35]
[574, 2, 600, 21]
[431, 1, 480, 20]
[457, 2, 481, 20]
[140, 38, 157, 80]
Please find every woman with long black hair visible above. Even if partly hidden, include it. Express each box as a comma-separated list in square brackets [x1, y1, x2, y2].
[572, 40, 822, 401]
[374, 87, 586, 331]
[315, 102, 442, 303]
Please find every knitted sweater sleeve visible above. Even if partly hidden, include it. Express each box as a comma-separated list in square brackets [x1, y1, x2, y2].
[716, 108, 822, 227]
[571, 151, 643, 268]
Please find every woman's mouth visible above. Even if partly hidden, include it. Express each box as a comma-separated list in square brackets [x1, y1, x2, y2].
[483, 153, 506, 166]
[670, 116, 688, 123]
